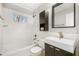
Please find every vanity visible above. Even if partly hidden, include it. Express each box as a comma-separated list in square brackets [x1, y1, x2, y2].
[45, 43, 74, 56]
[41, 36, 76, 56]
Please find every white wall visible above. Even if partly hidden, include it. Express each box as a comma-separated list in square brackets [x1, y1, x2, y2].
[1, 7, 34, 54]
[0, 4, 3, 54]
[0, 26, 2, 54]
[75, 4, 79, 56]
[0, 4, 2, 14]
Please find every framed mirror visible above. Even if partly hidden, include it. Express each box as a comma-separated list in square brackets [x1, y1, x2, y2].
[52, 3, 75, 28]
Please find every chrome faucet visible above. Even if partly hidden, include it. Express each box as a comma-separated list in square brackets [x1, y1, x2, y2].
[58, 32, 63, 39]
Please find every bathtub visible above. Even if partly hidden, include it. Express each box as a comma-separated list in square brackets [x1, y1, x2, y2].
[3, 44, 35, 56]
[2, 39, 44, 56]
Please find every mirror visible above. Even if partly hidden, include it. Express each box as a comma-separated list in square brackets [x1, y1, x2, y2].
[52, 3, 75, 28]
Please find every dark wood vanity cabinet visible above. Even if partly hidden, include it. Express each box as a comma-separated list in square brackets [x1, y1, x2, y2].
[39, 10, 48, 31]
[45, 43, 74, 56]
[45, 43, 54, 56]
[55, 48, 64, 56]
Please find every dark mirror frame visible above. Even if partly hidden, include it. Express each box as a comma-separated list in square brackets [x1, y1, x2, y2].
[52, 3, 76, 28]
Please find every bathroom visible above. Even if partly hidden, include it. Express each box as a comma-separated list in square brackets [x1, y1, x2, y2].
[0, 3, 79, 56]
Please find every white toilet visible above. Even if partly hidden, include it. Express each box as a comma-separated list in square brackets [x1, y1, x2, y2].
[30, 46, 42, 56]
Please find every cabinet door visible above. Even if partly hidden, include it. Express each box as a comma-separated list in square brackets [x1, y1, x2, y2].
[45, 43, 54, 56]
[55, 47, 74, 56]
[55, 47, 64, 56]
[62, 49, 74, 56]
[39, 10, 48, 31]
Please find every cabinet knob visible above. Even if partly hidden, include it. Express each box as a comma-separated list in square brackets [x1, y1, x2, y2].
[50, 46, 54, 48]
[56, 48, 60, 51]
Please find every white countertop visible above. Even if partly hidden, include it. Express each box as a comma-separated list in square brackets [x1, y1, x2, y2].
[41, 37, 76, 53]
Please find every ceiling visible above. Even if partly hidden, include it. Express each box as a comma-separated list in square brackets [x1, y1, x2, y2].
[3, 3, 44, 15]
[3, 3, 55, 15]
[11, 3, 43, 12]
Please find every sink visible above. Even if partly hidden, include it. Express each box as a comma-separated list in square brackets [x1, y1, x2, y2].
[45, 37, 75, 46]
[42, 36, 76, 53]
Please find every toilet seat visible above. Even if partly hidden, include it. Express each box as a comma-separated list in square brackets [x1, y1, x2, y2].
[31, 46, 42, 54]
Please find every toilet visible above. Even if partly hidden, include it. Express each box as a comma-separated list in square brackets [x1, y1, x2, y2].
[30, 46, 42, 56]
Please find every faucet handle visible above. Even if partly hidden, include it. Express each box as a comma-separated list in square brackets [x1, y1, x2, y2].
[58, 32, 63, 38]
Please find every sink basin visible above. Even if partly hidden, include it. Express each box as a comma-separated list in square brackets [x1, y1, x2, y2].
[42, 37, 76, 53]
[45, 37, 75, 46]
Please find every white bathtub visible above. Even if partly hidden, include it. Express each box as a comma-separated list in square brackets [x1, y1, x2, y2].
[2, 39, 44, 56]
[3, 44, 35, 56]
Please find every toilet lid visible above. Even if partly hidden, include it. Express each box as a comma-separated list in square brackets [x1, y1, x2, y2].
[31, 46, 42, 53]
